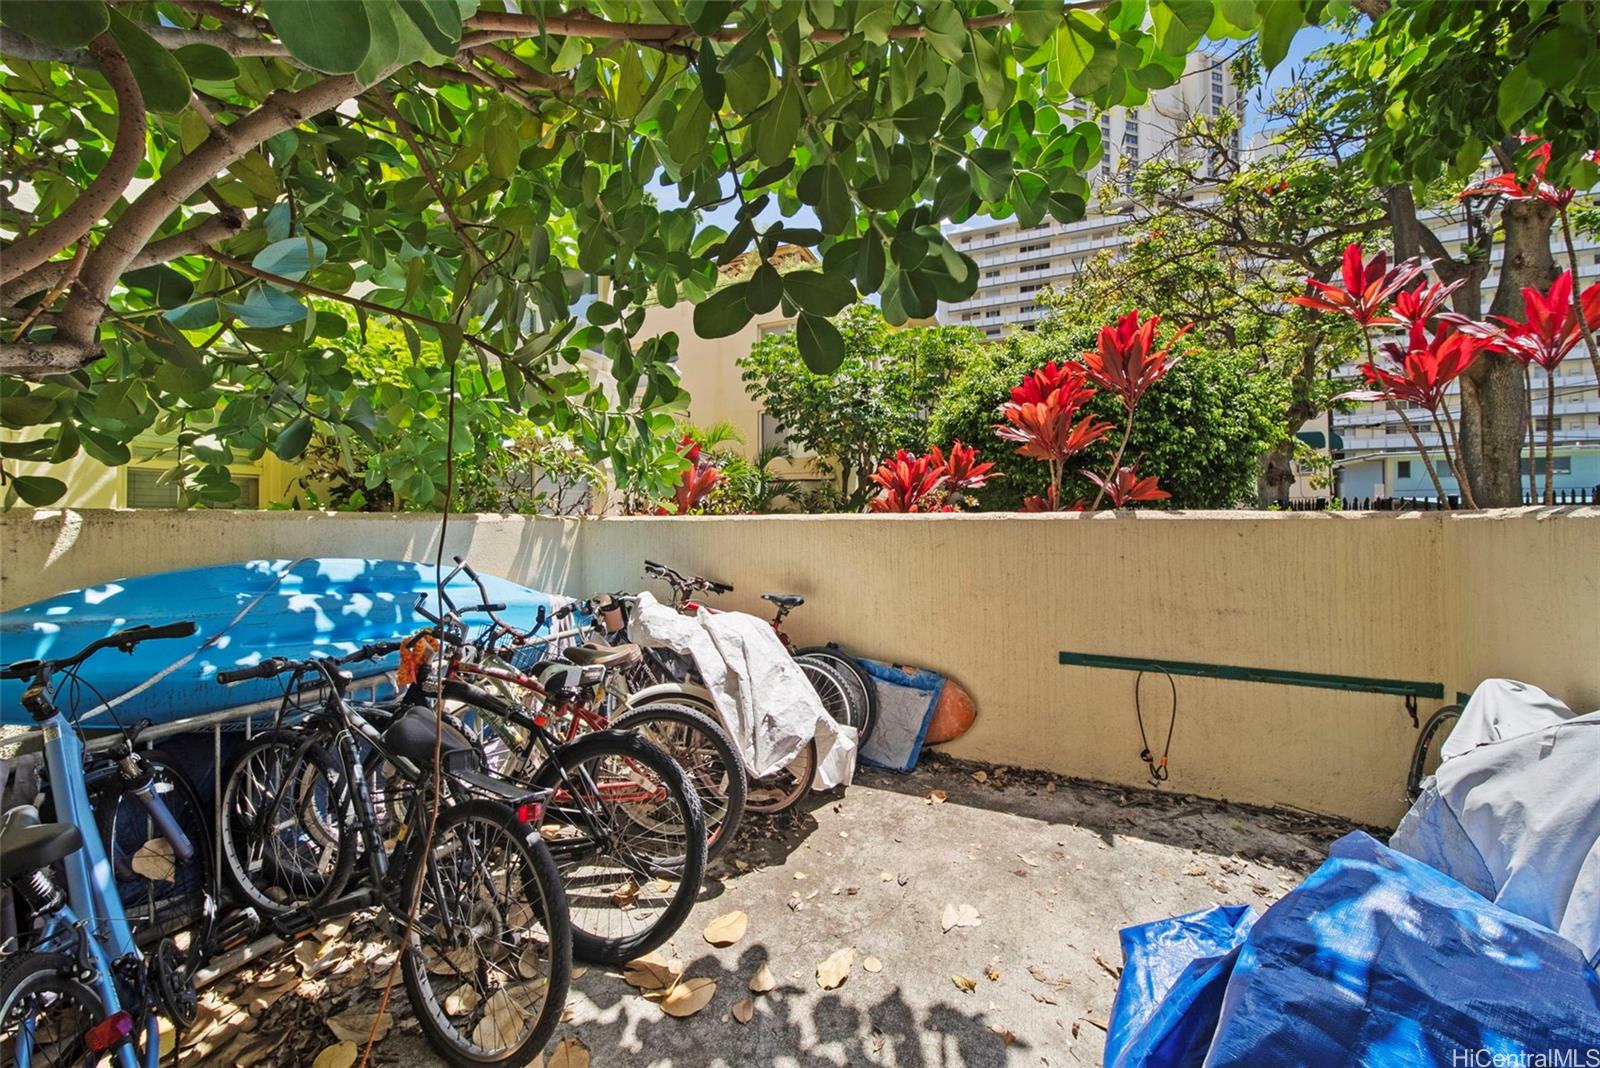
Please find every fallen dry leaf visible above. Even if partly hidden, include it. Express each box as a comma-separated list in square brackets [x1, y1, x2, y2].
[472, 990, 526, 1049]
[310, 1042, 357, 1068]
[548, 1036, 590, 1068]
[325, 1010, 391, 1044]
[985, 964, 1001, 982]
[622, 952, 682, 992]
[971, 770, 989, 784]
[951, 973, 976, 993]
[1093, 950, 1122, 979]
[1018, 852, 1040, 867]
[748, 963, 777, 994]
[816, 948, 853, 990]
[862, 956, 882, 973]
[130, 837, 176, 882]
[611, 880, 640, 909]
[660, 977, 716, 1018]
[926, 790, 947, 805]
[940, 903, 981, 933]
[703, 910, 749, 947]
[444, 986, 481, 1017]
[1032, 991, 1058, 1005]
[731, 997, 754, 1024]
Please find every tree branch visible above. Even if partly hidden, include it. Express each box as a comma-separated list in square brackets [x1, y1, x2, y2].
[0, 32, 146, 286]
[367, 89, 490, 265]
[3, 210, 247, 304]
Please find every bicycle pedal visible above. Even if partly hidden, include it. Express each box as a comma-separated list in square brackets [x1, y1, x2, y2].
[271, 889, 377, 941]
[209, 909, 261, 954]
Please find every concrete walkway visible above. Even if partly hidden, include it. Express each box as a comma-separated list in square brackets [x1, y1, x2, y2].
[191, 756, 1357, 1067]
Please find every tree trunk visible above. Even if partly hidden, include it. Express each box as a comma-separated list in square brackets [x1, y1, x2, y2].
[1458, 199, 1556, 507]
[1258, 439, 1297, 507]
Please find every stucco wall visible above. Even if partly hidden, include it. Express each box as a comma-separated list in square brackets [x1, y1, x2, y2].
[3, 507, 1595, 826]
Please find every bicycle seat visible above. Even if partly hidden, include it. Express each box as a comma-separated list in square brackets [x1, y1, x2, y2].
[563, 643, 643, 668]
[762, 594, 805, 610]
[381, 708, 481, 773]
[0, 805, 82, 881]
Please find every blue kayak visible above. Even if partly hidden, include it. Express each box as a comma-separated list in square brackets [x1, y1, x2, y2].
[0, 558, 561, 727]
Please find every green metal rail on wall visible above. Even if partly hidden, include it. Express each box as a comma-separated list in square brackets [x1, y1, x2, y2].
[1057, 650, 1445, 724]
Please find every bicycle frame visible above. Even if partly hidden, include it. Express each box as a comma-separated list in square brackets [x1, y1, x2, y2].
[33, 703, 159, 1068]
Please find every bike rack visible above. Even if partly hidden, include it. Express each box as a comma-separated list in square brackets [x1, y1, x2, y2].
[1057, 650, 1445, 727]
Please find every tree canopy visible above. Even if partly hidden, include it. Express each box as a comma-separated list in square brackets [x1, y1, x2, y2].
[1, 0, 1324, 507]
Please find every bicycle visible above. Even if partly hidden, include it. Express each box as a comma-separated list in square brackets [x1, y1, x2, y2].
[0, 622, 249, 1068]
[759, 593, 880, 749]
[397, 581, 708, 965]
[634, 560, 836, 814]
[1407, 703, 1463, 801]
[213, 640, 572, 1066]
[441, 559, 747, 861]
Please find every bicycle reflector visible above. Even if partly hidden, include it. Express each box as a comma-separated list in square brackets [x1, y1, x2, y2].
[85, 1010, 135, 1052]
[516, 801, 544, 824]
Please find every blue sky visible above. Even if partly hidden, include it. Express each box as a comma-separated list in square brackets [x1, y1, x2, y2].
[665, 23, 1351, 235]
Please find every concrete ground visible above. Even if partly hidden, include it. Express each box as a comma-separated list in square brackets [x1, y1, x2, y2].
[187, 755, 1358, 1067]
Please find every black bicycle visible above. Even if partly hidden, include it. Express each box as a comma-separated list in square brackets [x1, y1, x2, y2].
[214, 641, 571, 1068]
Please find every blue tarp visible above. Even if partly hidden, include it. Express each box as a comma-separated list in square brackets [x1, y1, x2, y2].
[1106, 832, 1600, 1068]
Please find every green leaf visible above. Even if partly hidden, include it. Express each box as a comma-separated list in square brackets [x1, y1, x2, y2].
[723, 56, 773, 113]
[665, 94, 711, 169]
[1257, 0, 1301, 71]
[796, 311, 845, 374]
[892, 94, 944, 142]
[1497, 62, 1544, 131]
[1150, 0, 1213, 54]
[933, 164, 973, 218]
[107, 10, 192, 113]
[225, 286, 307, 328]
[272, 415, 314, 460]
[396, 0, 462, 54]
[356, 0, 403, 86]
[747, 264, 783, 313]
[782, 270, 855, 316]
[1013, 0, 1063, 47]
[173, 43, 239, 81]
[0, 0, 107, 48]
[8, 475, 68, 507]
[263, 0, 372, 74]
[817, 163, 852, 233]
[164, 299, 222, 330]
[754, 77, 803, 166]
[693, 282, 754, 338]
[968, 148, 1013, 200]
[1052, 11, 1115, 96]
[252, 236, 328, 280]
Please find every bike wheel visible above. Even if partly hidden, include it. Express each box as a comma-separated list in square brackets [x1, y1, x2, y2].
[795, 646, 879, 747]
[94, 757, 214, 945]
[747, 740, 818, 815]
[612, 701, 747, 861]
[1407, 704, 1462, 801]
[401, 800, 571, 1068]
[527, 729, 706, 964]
[218, 730, 356, 915]
[0, 953, 108, 1068]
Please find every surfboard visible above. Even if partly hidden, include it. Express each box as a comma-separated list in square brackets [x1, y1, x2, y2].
[0, 558, 560, 727]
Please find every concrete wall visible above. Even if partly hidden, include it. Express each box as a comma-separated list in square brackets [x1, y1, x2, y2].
[4, 507, 1596, 826]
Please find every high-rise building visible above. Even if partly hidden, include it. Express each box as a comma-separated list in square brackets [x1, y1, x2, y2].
[939, 51, 1238, 337]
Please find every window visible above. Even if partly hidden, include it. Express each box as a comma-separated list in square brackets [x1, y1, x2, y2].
[985, 309, 1000, 319]
[1021, 261, 1052, 273]
[126, 468, 259, 509]
[1520, 456, 1572, 477]
[985, 327, 1003, 338]
[1535, 416, 1562, 433]
[1019, 303, 1039, 314]
[1019, 283, 1042, 294]
[1018, 241, 1051, 254]
[961, 312, 977, 322]
[758, 322, 793, 338]
[759, 413, 792, 455]
[1396, 461, 1412, 479]
[984, 270, 1000, 279]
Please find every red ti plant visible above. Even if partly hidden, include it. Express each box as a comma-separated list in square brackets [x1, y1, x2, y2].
[1083, 466, 1171, 507]
[1486, 272, 1600, 502]
[995, 360, 1114, 509]
[658, 435, 721, 515]
[867, 441, 996, 512]
[1293, 241, 1473, 507]
[1288, 243, 1426, 328]
[1349, 321, 1486, 506]
[1079, 310, 1189, 508]
[1461, 139, 1600, 390]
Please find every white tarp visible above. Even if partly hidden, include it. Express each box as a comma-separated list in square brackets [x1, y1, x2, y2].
[629, 592, 857, 790]
[1392, 678, 1600, 967]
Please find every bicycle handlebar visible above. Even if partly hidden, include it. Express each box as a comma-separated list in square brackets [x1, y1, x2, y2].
[643, 560, 733, 596]
[214, 640, 402, 685]
[1, 621, 199, 682]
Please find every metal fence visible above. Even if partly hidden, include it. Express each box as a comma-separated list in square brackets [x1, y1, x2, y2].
[1286, 486, 1599, 512]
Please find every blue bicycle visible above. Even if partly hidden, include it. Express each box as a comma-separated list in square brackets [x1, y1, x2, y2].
[0, 621, 232, 1068]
